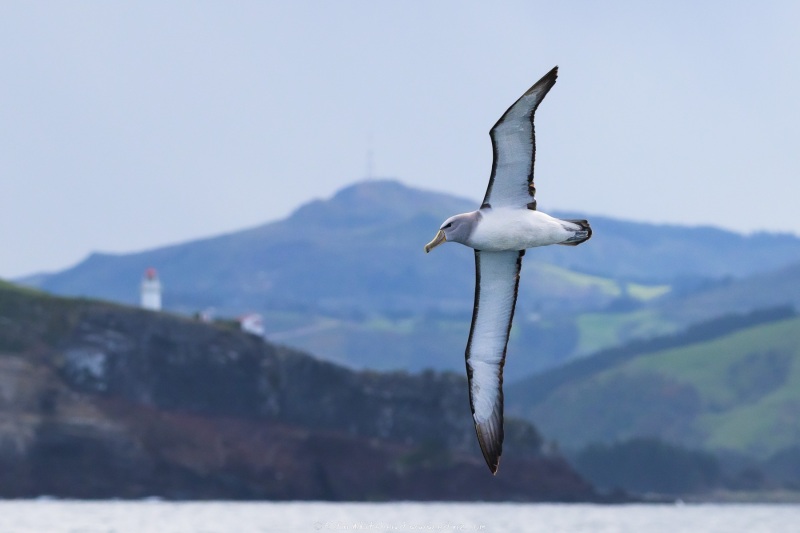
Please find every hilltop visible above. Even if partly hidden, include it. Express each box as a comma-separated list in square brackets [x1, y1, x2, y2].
[0, 279, 598, 500]
[26, 180, 800, 308]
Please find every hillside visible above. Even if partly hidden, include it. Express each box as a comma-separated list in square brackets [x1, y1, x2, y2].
[19, 180, 800, 373]
[26, 180, 800, 309]
[0, 279, 598, 501]
[506, 310, 800, 459]
[572, 261, 800, 357]
[656, 261, 800, 324]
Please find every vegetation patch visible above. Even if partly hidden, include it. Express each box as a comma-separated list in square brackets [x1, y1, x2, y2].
[575, 309, 677, 355]
[573, 437, 722, 495]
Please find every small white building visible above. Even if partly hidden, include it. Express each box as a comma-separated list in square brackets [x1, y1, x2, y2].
[140, 267, 162, 311]
[239, 313, 264, 337]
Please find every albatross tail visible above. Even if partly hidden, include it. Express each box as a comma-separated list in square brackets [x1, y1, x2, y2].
[558, 219, 592, 246]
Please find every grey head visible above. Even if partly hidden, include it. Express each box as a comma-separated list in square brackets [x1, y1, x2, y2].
[424, 211, 481, 253]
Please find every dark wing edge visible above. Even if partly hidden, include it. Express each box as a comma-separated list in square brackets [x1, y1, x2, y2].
[465, 250, 524, 474]
[475, 407, 504, 475]
[482, 66, 558, 210]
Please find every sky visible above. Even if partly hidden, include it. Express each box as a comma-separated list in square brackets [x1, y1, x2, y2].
[2, 1, 799, 278]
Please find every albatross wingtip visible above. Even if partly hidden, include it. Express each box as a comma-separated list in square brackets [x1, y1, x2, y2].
[481, 445, 501, 475]
[528, 65, 558, 93]
[475, 417, 504, 475]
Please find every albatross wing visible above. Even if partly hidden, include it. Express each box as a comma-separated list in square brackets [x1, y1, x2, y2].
[482, 66, 558, 210]
[465, 250, 524, 474]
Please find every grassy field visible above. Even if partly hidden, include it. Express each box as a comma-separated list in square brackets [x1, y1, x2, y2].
[256, 262, 677, 374]
[574, 309, 678, 355]
[524, 315, 800, 458]
[530, 262, 671, 301]
[629, 317, 800, 456]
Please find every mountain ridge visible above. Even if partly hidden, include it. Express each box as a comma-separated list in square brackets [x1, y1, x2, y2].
[16, 179, 800, 374]
[23, 180, 800, 302]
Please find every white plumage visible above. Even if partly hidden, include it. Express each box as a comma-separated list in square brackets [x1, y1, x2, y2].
[466, 252, 519, 423]
[467, 208, 581, 251]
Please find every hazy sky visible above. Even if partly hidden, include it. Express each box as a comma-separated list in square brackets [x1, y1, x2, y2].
[2, 1, 799, 278]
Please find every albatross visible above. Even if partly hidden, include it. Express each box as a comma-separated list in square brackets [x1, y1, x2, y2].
[424, 66, 591, 474]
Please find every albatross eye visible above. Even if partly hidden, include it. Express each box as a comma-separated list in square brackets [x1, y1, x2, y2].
[443, 223, 452, 229]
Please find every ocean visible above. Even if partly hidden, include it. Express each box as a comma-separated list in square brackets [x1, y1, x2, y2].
[0, 501, 799, 533]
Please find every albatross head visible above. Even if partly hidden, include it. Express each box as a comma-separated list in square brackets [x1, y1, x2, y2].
[424, 212, 479, 253]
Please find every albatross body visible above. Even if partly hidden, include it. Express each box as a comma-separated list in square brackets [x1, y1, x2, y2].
[424, 66, 591, 474]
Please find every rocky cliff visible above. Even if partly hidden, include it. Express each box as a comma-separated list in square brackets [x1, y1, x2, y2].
[0, 281, 600, 501]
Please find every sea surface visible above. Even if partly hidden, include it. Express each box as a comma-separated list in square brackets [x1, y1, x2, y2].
[0, 500, 799, 533]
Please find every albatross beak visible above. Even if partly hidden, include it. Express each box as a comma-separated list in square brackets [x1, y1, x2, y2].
[424, 230, 447, 253]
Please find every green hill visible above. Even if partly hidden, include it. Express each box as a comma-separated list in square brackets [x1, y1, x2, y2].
[507, 310, 800, 459]
[264, 260, 669, 375]
[565, 261, 800, 358]
[656, 262, 800, 324]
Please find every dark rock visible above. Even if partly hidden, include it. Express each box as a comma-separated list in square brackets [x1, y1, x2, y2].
[0, 281, 605, 501]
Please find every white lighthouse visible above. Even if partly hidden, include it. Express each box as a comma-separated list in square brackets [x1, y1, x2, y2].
[140, 267, 162, 311]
